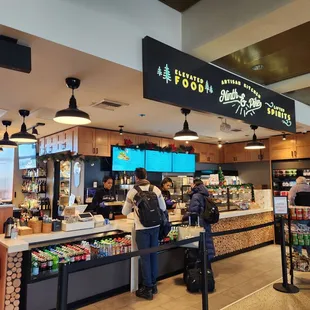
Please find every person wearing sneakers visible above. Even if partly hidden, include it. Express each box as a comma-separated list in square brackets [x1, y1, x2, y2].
[122, 168, 166, 300]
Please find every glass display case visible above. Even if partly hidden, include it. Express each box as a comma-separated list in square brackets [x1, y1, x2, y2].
[207, 184, 254, 212]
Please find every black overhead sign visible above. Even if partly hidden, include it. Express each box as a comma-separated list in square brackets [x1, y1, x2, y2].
[142, 36, 296, 133]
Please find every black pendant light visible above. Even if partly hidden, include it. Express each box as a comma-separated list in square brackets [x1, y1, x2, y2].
[119, 125, 124, 135]
[10, 110, 37, 143]
[174, 108, 198, 141]
[54, 77, 91, 125]
[244, 125, 265, 150]
[0, 120, 17, 148]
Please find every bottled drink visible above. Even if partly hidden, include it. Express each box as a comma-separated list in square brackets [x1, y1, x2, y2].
[31, 255, 39, 276]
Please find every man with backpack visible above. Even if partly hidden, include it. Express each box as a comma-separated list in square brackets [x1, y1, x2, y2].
[122, 168, 166, 300]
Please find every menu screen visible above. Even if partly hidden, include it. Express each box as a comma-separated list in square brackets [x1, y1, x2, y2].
[146, 150, 172, 172]
[18, 143, 37, 170]
[112, 147, 145, 171]
[172, 153, 195, 173]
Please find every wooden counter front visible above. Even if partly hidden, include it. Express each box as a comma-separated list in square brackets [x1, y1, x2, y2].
[212, 211, 274, 258]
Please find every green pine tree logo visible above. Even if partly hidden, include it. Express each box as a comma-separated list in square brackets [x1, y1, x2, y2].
[157, 66, 162, 77]
[163, 64, 172, 84]
[205, 80, 214, 93]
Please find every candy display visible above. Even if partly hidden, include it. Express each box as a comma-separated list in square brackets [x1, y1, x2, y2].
[287, 253, 310, 272]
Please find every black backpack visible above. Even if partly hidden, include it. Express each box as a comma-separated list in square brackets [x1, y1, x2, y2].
[158, 210, 171, 240]
[134, 185, 162, 227]
[201, 197, 219, 224]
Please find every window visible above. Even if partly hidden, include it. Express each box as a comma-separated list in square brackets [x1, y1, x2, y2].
[0, 148, 14, 201]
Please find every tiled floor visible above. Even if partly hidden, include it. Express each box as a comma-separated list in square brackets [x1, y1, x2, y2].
[223, 271, 310, 310]
[78, 245, 283, 310]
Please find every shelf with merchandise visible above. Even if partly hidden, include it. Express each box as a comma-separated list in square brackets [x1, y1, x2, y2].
[28, 231, 132, 282]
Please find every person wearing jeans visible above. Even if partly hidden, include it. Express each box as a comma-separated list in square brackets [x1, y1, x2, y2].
[136, 227, 160, 289]
[122, 168, 166, 300]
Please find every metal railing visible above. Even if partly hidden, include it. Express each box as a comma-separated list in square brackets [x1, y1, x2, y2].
[56, 232, 209, 310]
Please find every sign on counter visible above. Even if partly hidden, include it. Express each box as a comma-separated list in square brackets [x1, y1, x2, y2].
[274, 196, 288, 215]
[143, 36, 296, 133]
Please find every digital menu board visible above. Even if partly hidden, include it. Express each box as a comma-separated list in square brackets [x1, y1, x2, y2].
[112, 146, 145, 171]
[172, 153, 195, 173]
[145, 150, 172, 172]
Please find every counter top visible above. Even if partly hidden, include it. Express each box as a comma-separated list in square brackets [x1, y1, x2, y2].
[219, 208, 273, 219]
[0, 204, 15, 208]
[0, 219, 133, 253]
[0, 208, 273, 254]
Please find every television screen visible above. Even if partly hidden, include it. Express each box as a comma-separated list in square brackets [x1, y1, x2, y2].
[18, 143, 37, 169]
[172, 153, 195, 173]
[112, 146, 145, 171]
[146, 150, 172, 172]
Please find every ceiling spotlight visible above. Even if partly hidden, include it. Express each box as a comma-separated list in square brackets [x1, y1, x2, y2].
[252, 64, 264, 71]
[119, 125, 124, 136]
[282, 133, 287, 141]
[185, 141, 189, 144]
[174, 108, 199, 141]
[0, 120, 17, 148]
[10, 110, 37, 143]
[32, 127, 39, 135]
[54, 77, 91, 125]
[218, 141, 223, 148]
[244, 125, 265, 150]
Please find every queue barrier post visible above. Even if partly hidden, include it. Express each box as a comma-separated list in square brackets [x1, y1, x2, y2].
[273, 216, 299, 294]
[200, 231, 209, 310]
[56, 262, 69, 310]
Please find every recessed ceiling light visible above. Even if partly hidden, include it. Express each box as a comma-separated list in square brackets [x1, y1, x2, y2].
[252, 64, 264, 71]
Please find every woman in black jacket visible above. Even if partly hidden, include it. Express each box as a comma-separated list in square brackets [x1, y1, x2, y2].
[92, 176, 115, 218]
[160, 177, 176, 209]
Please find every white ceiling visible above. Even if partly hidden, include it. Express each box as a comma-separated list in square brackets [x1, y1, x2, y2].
[0, 26, 306, 144]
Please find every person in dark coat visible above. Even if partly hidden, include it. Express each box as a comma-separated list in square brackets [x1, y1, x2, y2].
[92, 176, 115, 218]
[188, 179, 215, 269]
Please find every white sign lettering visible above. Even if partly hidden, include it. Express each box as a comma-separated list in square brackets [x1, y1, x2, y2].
[219, 89, 262, 117]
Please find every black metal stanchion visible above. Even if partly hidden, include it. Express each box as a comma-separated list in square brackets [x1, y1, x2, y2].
[56, 262, 69, 310]
[200, 231, 209, 310]
[273, 216, 299, 294]
[287, 209, 295, 285]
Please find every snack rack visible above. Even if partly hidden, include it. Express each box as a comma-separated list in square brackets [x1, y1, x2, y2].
[285, 207, 310, 272]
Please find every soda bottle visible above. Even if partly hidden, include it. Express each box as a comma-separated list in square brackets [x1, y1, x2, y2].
[32, 255, 39, 276]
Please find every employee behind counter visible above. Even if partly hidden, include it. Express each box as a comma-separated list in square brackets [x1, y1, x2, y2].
[92, 176, 116, 219]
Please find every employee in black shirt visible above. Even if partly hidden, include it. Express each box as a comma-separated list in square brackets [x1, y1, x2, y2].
[160, 177, 176, 209]
[92, 176, 115, 218]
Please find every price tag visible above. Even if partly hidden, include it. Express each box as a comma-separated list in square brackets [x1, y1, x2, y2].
[274, 196, 288, 215]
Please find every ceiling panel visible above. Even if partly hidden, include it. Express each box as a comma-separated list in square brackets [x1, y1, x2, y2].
[285, 86, 310, 106]
[213, 22, 310, 85]
[159, 0, 200, 12]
